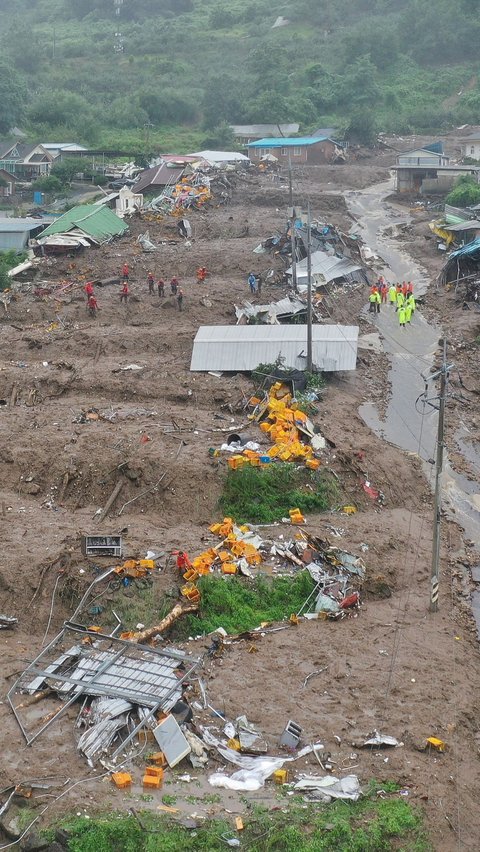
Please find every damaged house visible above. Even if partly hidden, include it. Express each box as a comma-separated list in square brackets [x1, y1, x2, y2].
[35, 203, 128, 254]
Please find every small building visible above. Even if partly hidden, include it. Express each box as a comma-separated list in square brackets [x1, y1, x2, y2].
[247, 137, 342, 165]
[393, 163, 480, 194]
[0, 168, 16, 197]
[396, 144, 449, 167]
[41, 142, 88, 159]
[461, 132, 480, 161]
[190, 324, 358, 372]
[230, 124, 300, 144]
[94, 186, 144, 217]
[0, 142, 54, 180]
[0, 217, 47, 251]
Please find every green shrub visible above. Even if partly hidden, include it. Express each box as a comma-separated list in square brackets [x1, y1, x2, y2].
[219, 463, 338, 524]
[446, 174, 480, 207]
[183, 571, 315, 635]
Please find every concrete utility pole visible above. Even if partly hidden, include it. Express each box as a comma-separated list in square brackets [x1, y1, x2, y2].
[306, 202, 313, 373]
[425, 339, 453, 612]
[288, 156, 297, 292]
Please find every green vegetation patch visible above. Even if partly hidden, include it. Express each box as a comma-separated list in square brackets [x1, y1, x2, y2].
[0, 250, 27, 291]
[52, 789, 430, 851]
[183, 571, 315, 635]
[219, 463, 338, 525]
[446, 174, 480, 208]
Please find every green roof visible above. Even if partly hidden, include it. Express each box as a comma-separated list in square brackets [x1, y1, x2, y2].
[39, 203, 128, 242]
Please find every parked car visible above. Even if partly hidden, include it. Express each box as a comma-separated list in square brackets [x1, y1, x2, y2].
[108, 178, 136, 189]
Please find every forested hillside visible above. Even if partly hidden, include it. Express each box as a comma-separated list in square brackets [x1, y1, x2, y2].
[1, 0, 479, 150]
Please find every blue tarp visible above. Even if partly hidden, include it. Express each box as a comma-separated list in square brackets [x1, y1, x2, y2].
[450, 237, 480, 259]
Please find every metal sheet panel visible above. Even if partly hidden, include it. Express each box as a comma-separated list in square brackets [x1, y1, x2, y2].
[190, 324, 358, 372]
[0, 232, 29, 251]
[286, 250, 364, 284]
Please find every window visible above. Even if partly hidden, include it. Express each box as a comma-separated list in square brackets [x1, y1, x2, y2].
[294, 147, 302, 156]
[471, 147, 475, 156]
[281, 148, 287, 156]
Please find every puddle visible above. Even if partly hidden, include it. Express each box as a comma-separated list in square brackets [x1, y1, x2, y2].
[346, 179, 480, 623]
[455, 425, 480, 470]
[470, 565, 480, 583]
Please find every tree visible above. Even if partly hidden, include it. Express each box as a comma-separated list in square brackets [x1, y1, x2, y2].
[202, 122, 237, 150]
[3, 19, 45, 72]
[27, 91, 93, 130]
[0, 61, 26, 134]
[446, 175, 480, 208]
[340, 55, 381, 109]
[138, 90, 197, 125]
[346, 109, 377, 145]
[242, 90, 292, 124]
[202, 77, 244, 129]
[32, 175, 63, 193]
[106, 97, 149, 129]
[51, 158, 88, 185]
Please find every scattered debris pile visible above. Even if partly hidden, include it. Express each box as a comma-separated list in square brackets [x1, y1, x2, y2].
[0, 615, 17, 630]
[234, 295, 313, 325]
[8, 623, 200, 766]
[244, 381, 325, 467]
[254, 218, 368, 289]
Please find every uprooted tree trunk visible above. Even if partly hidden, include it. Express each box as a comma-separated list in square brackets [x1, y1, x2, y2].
[131, 601, 199, 644]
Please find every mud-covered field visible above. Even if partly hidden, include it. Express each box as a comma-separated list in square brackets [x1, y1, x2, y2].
[1, 153, 479, 851]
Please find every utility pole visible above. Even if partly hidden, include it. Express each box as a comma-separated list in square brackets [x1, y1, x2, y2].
[426, 339, 452, 612]
[288, 156, 297, 292]
[143, 122, 154, 158]
[306, 202, 313, 373]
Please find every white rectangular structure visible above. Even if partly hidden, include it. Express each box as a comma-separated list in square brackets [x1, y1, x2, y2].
[190, 324, 358, 372]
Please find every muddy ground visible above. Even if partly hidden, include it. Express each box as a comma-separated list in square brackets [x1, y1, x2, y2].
[0, 154, 479, 851]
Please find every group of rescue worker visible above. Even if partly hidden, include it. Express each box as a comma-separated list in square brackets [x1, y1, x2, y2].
[84, 263, 194, 316]
[368, 277, 416, 330]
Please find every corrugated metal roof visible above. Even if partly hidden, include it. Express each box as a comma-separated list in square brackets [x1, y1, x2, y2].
[247, 137, 330, 149]
[286, 250, 365, 285]
[189, 150, 250, 163]
[190, 324, 358, 372]
[93, 191, 119, 205]
[0, 218, 44, 232]
[38, 204, 127, 242]
[235, 296, 306, 324]
[133, 163, 185, 193]
[392, 164, 480, 171]
[231, 124, 300, 136]
[13, 627, 200, 746]
[444, 220, 480, 232]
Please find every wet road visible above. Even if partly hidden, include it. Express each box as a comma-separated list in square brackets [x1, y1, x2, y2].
[346, 180, 480, 548]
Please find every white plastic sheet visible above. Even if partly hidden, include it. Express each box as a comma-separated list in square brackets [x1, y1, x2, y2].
[209, 757, 285, 791]
[294, 774, 361, 801]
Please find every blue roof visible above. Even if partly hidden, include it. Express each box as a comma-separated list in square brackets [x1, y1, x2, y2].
[247, 137, 330, 148]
